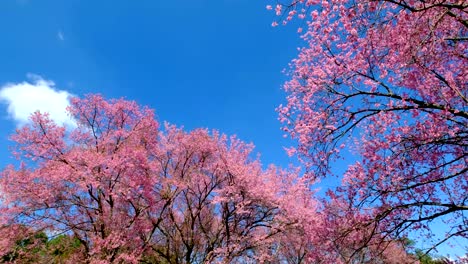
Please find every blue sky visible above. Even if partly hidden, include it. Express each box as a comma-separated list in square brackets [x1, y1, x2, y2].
[0, 0, 303, 168]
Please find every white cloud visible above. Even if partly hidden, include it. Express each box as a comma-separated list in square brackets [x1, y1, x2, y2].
[57, 30, 64, 41]
[0, 75, 75, 127]
[15, 0, 30, 6]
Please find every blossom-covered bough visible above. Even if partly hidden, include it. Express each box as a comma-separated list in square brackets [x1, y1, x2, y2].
[271, 0, 467, 260]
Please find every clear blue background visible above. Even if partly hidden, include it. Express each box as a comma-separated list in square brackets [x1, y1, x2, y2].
[0, 0, 302, 168]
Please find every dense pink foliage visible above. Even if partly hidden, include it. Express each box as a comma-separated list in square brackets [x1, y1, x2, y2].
[272, 0, 467, 257]
[0, 95, 313, 263]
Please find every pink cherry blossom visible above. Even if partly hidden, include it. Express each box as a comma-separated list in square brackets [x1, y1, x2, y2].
[0, 95, 313, 263]
[271, 0, 467, 259]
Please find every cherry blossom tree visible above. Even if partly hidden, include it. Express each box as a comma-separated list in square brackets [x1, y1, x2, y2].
[0, 95, 308, 263]
[270, 0, 467, 258]
[268, 193, 417, 263]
